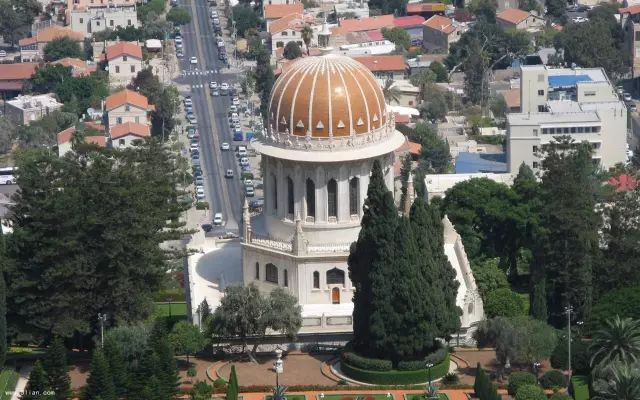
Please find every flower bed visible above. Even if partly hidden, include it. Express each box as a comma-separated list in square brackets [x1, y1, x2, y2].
[340, 354, 450, 385]
[317, 394, 396, 400]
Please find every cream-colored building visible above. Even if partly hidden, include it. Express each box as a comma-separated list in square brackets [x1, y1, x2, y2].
[241, 55, 484, 341]
[507, 65, 627, 172]
[110, 122, 150, 148]
[4, 94, 63, 125]
[422, 15, 464, 54]
[496, 8, 545, 31]
[69, 6, 138, 37]
[106, 42, 144, 87]
[105, 89, 151, 128]
[18, 25, 84, 62]
[269, 13, 316, 57]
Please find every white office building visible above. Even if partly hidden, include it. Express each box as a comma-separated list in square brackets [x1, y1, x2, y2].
[507, 65, 627, 172]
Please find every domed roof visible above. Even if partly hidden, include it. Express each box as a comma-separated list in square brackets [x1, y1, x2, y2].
[268, 55, 387, 138]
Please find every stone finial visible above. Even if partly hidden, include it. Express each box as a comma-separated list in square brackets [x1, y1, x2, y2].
[404, 172, 414, 216]
[292, 214, 307, 255]
[242, 198, 251, 243]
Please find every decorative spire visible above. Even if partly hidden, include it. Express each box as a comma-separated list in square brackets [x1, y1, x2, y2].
[242, 198, 251, 243]
[403, 172, 414, 216]
[292, 214, 307, 255]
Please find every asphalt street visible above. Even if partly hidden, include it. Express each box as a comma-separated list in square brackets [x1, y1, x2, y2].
[178, 0, 245, 232]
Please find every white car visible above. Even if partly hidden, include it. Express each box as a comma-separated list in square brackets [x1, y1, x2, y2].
[0, 50, 6, 58]
[221, 142, 230, 151]
[225, 169, 234, 178]
[572, 16, 588, 23]
[190, 56, 198, 65]
[187, 115, 198, 124]
[229, 105, 237, 113]
[213, 213, 223, 225]
[232, 97, 240, 106]
[217, 39, 225, 48]
[220, 82, 229, 91]
[175, 36, 183, 45]
[211, 10, 219, 18]
[190, 142, 199, 151]
[239, 157, 249, 167]
[209, 81, 218, 89]
[623, 92, 633, 102]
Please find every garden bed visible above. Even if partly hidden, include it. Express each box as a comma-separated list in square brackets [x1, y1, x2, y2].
[317, 395, 396, 400]
[265, 396, 306, 400]
[340, 354, 450, 385]
[404, 394, 449, 400]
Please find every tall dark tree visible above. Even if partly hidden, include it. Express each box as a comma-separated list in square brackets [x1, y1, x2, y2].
[43, 338, 71, 400]
[399, 155, 412, 210]
[530, 281, 548, 322]
[151, 333, 180, 400]
[348, 160, 398, 357]
[463, 37, 489, 107]
[83, 350, 116, 400]
[198, 299, 211, 323]
[103, 340, 128, 397]
[20, 361, 53, 400]
[283, 41, 302, 60]
[534, 137, 598, 325]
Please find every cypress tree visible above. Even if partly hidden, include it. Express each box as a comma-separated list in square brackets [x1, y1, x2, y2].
[126, 349, 158, 400]
[530, 281, 548, 322]
[43, 338, 71, 400]
[152, 334, 180, 400]
[199, 299, 211, 323]
[473, 363, 487, 399]
[348, 160, 399, 357]
[103, 340, 128, 397]
[83, 350, 115, 400]
[20, 361, 53, 400]
[227, 365, 238, 400]
[399, 155, 412, 209]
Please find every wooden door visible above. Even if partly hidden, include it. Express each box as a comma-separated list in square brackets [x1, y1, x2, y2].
[331, 287, 340, 304]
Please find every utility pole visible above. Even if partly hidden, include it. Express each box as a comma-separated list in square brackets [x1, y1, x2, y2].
[564, 305, 573, 388]
[98, 313, 107, 348]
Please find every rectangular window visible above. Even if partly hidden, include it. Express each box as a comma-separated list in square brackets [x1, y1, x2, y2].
[635, 31, 640, 41]
[135, 116, 140, 123]
[538, 89, 544, 96]
[266, 264, 278, 284]
[119, 139, 125, 146]
[79, 18, 84, 23]
[593, 126, 601, 133]
[96, 21, 100, 26]
[578, 127, 584, 133]
[533, 161, 539, 169]
[110, 19, 114, 27]
[533, 145, 538, 153]
[584, 91, 596, 96]
[125, 105, 130, 111]
[127, 19, 132, 25]
[130, 65, 135, 73]
[585, 127, 591, 133]
[542, 128, 548, 134]
[533, 129, 538, 135]
[123, 55, 128, 61]
[571, 127, 576, 133]
[549, 128, 555, 134]
[563, 128, 569, 134]
[538, 105, 546, 112]
[255, 263, 260, 279]
[115, 66, 120, 73]
[116, 117, 122, 124]
[537, 74, 544, 82]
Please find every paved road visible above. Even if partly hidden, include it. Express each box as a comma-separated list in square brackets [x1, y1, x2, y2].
[177, 0, 246, 232]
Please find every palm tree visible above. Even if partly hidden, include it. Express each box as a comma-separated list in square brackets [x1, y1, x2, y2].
[590, 316, 640, 368]
[382, 79, 401, 105]
[592, 362, 640, 400]
[301, 25, 313, 55]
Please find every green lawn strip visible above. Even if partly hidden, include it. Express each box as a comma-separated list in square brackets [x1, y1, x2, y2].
[571, 376, 589, 400]
[154, 302, 188, 316]
[318, 394, 398, 400]
[404, 394, 448, 400]
[0, 369, 19, 400]
[265, 395, 306, 400]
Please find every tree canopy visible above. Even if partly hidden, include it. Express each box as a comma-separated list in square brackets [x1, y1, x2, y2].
[166, 7, 191, 26]
[43, 37, 84, 62]
[382, 27, 411, 50]
[0, 0, 41, 47]
[169, 321, 205, 364]
[231, 6, 260, 38]
[283, 41, 302, 60]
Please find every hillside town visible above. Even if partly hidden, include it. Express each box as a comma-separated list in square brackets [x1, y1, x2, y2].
[0, 0, 639, 399]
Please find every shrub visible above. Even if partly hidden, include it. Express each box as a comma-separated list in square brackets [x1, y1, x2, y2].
[540, 369, 565, 389]
[550, 338, 590, 375]
[549, 393, 572, 400]
[397, 348, 448, 371]
[341, 352, 392, 371]
[590, 285, 640, 331]
[508, 371, 537, 395]
[340, 354, 449, 385]
[336, 379, 347, 385]
[484, 288, 526, 318]
[196, 201, 209, 210]
[442, 372, 459, 385]
[241, 172, 254, 179]
[515, 384, 546, 400]
[187, 367, 197, 378]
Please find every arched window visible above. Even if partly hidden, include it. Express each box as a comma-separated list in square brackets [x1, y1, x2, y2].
[287, 176, 294, 216]
[272, 174, 278, 211]
[284, 269, 288, 287]
[313, 271, 320, 288]
[326, 268, 345, 286]
[306, 178, 315, 219]
[349, 177, 359, 215]
[255, 262, 260, 280]
[327, 179, 337, 218]
[266, 263, 278, 284]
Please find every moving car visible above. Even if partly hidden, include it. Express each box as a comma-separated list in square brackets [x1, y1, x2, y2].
[220, 82, 229, 91]
[239, 157, 249, 167]
[221, 142, 230, 150]
[623, 92, 633, 102]
[187, 115, 198, 124]
[190, 56, 198, 65]
[225, 169, 234, 178]
[232, 97, 240, 106]
[210, 81, 218, 89]
[213, 213, 223, 225]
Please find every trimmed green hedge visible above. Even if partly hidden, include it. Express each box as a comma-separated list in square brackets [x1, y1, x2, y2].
[341, 354, 450, 385]
[570, 376, 590, 400]
[397, 348, 448, 371]
[341, 352, 392, 371]
[540, 369, 565, 389]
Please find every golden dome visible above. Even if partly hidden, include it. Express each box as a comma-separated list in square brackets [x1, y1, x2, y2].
[268, 55, 387, 138]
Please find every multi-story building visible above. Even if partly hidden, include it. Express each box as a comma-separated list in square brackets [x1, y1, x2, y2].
[105, 42, 143, 87]
[620, 5, 640, 82]
[19, 25, 84, 62]
[110, 122, 150, 148]
[0, 63, 38, 96]
[4, 94, 64, 125]
[105, 89, 151, 128]
[338, 30, 395, 56]
[69, 6, 138, 37]
[351, 55, 407, 80]
[269, 13, 316, 56]
[422, 15, 465, 53]
[507, 65, 627, 172]
[496, 8, 545, 31]
[66, 0, 137, 12]
[263, 3, 303, 31]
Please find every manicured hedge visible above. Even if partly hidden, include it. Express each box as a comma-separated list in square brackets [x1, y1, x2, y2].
[508, 371, 537, 395]
[540, 369, 565, 389]
[397, 348, 448, 371]
[341, 354, 450, 385]
[341, 352, 392, 371]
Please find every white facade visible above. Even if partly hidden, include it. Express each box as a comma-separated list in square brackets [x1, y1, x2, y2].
[107, 104, 147, 127]
[108, 54, 143, 86]
[4, 94, 64, 125]
[70, 6, 138, 37]
[507, 65, 627, 172]
[424, 172, 515, 200]
[111, 133, 147, 148]
[338, 40, 396, 56]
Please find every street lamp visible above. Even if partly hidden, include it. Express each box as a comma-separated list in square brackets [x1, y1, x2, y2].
[97, 313, 107, 348]
[564, 305, 574, 388]
[274, 349, 284, 399]
[425, 362, 434, 396]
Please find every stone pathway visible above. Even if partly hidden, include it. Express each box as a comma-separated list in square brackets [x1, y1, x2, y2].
[10, 365, 32, 400]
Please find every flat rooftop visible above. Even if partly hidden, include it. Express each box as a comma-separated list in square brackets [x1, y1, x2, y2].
[508, 111, 601, 126]
[521, 65, 609, 87]
[455, 152, 508, 174]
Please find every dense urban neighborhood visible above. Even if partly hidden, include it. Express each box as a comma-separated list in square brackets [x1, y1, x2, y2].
[0, 0, 640, 399]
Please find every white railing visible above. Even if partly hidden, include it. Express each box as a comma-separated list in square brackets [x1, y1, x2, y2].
[250, 234, 293, 252]
[307, 243, 351, 254]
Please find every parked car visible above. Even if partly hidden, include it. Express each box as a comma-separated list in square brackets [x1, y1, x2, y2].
[195, 176, 204, 185]
[187, 115, 198, 124]
[628, 102, 637, 112]
[221, 142, 230, 151]
[249, 198, 264, 209]
[623, 92, 633, 102]
[245, 186, 255, 197]
[213, 213, 223, 225]
[190, 56, 198, 64]
[225, 169, 234, 178]
[210, 81, 218, 89]
[177, 51, 184, 58]
[239, 157, 249, 167]
[221, 82, 230, 91]
[232, 97, 240, 106]
[229, 105, 238, 113]
[237, 145, 247, 157]
[201, 223, 213, 232]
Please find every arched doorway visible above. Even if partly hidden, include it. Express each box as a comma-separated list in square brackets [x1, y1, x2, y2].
[331, 287, 340, 304]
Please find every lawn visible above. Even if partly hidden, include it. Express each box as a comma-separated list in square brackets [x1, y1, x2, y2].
[0, 369, 19, 400]
[318, 395, 399, 400]
[404, 394, 449, 400]
[571, 376, 590, 400]
[154, 302, 188, 317]
[265, 395, 306, 400]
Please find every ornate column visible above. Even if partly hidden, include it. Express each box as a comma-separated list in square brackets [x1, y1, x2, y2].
[291, 215, 307, 255]
[242, 198, 251, 243]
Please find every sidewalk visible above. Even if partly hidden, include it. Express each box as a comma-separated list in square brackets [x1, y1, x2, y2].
[10, 365, 32, 400]
[240, 389, 473, 400]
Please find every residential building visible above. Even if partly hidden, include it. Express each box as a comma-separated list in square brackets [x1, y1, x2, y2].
[264, 3, 303, 30]
[110, 122, 150, 148]
[405, 2, 446, 18]
[331, 14, 394, 35]
[66, 0, 137, 12]
[338, 30, 395, 56]
[4, 94, 64, 125]
[507, 65, 627, 172]
[334, 1, 370, 19]
[0, 63, 38, 95]
[383, 79, 421, 108]
[105, 89, 151, 128]
[422, 15, 464, 53]
[57, 122, 106, 157]
[393, 15, 425, 45]
[69, 6, 138, 37]
[18, 25, 84, 62]
[269, 13, 316, 56]
[496, 8, 545, 31]
[105, 42, 144, 87]
[52, 57, 97, 77]
[407, 54, 447, 75]
[620, 5, 640, 81]
[352, 55, 407, 80]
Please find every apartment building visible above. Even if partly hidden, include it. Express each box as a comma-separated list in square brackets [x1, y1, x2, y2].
[4, 94, 64, 125]
[507, 65, 627, 172]
[105, 89, 151, 128]
[69, 6, 138, 37]
[106, 42, 143, 87]
[620, 5, 640, 81]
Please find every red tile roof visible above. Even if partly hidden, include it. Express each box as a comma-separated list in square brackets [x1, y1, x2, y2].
[394, 112, 410, 124]
[269, 13, 314, 34]
[105, 89, 149, 111]
[110, 122, 151, 139]
[496, 8, 530, 25]
[18, 25, 84, 46]
[264, 3, 303, 19]
[57, 123, 107, 146]
[0, 63, 38, 81]
[335, 14, 395, 34]
[366, 30, 384, 41]
[52, 57, 97, 77]
[408, 140, 422, 155]
[502, 88, 520, 110]
[85, 136, 107, 146]
[423, 15, 456, 34]
[393, 15, 425, 27]
[620, 4, 640, 14]
[406, 3, 446, 13]
[105, 42, 143, 61]
[352, 55, 407, 72]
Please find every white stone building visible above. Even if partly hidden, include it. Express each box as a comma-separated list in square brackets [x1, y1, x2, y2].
[241, 55, 484, 342]
[507, 65, 628, 172]
[4, 94, 63, 125]
[106, 42, 144, 87]
[69, 6, 138, 37]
